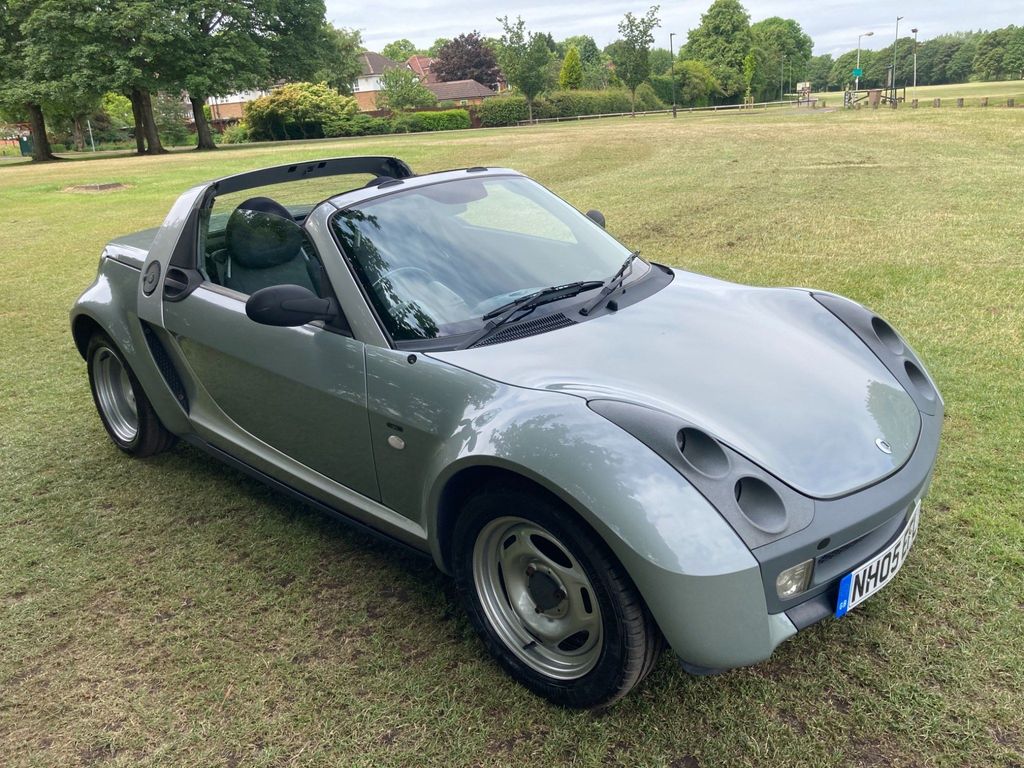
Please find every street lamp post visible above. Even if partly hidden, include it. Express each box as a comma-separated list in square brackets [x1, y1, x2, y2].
[780, 53, 785, 101]
[669, 32, 677, 118]
[911, 28, 919, 100]
[856, 31, 874, 91]
[893, 16, 904, 102]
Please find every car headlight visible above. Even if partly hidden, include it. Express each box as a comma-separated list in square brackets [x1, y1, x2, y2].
[776, 559, 814, 599]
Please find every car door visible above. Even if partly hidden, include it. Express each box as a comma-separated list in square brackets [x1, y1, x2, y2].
[154, 205, 380, 502]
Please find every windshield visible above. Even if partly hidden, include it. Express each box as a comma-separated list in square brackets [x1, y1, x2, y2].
[330, 175, 646, 342]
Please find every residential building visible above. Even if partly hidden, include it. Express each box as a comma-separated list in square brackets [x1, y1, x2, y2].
[424, 79, 497, 106]
[406, 55, 437, 84]
[352, 52, 407, 111]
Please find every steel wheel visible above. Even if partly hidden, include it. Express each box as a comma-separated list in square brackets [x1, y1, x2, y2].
[92, 346, 139, 443]
[472, 516, 603, 680]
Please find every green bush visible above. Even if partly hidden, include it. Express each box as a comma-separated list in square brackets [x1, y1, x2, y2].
[633, 82, 666, 111]
[478, 95, 530, 127]
[220, 122, 251, 144]
[392, 109, 470, 133]
[245, 82, 358, 141]
[324, 113, 391, 137]
[535, 89, 633, 119]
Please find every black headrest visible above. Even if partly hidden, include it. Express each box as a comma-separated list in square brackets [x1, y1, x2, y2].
[226, 197, 303, 269]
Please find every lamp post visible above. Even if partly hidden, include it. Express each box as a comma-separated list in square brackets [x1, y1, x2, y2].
[893, 16, 904, 101]
[856, 31, 873, 91]
[669, 32, 677, 118]
[911, 27, 919, 100]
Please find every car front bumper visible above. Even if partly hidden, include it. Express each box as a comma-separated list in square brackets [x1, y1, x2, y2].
[652, 404, 942, 674]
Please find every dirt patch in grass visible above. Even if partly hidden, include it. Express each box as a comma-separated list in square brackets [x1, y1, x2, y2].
[63, 182, 130, 193]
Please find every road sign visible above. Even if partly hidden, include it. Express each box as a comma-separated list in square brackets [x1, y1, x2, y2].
[852, 67, 863, 77]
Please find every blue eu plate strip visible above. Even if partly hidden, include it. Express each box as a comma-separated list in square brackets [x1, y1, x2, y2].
[835, 574, 852, 618]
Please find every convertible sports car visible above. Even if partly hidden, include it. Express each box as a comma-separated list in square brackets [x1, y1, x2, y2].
[71, 156, 942, 708]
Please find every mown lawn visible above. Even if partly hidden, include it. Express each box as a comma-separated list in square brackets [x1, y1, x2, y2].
[1, 108, 1022, 767]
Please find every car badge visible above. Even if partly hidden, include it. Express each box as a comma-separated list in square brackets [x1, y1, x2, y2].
[875, 438, 892, 455]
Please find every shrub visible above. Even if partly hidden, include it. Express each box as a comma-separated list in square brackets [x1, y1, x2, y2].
[391, 109, 470, 133]
[220, 122, 251, 144]
[633, 82, 666, 111]
[534, 89, 633, 119]
[324, 113, 391, 137]
[245, 83, 358, 141]
[478, 95, 530, 126]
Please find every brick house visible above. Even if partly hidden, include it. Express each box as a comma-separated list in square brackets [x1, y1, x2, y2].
[424, 79, 497, 107]
[352, 52, 407, 111]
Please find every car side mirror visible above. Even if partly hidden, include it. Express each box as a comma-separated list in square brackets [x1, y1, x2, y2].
[245, 284, 339, 327]
[586, 209, 606, 228]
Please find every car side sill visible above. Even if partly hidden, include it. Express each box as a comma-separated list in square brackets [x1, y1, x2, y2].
[184, 436, 433, 563]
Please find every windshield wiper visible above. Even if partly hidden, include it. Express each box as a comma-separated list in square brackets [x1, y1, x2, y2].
[466, 281, 603, 348]
[579, 250, 641, 317]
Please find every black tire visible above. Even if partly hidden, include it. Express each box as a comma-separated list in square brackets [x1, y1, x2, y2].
[452, 484, 662, 708]
[86, 332, 177, 457]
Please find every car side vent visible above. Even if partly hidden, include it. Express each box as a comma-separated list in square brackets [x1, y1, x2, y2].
[472, 313, 576, 347]
[141, 322, 189, 411]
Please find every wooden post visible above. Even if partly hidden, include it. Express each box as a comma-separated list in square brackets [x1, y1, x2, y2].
[980, 97, 988, 107]
[957, 97, 964, 108]
[1009, 98, 1016, 108]
[911, 98, 918, 108]
[933, 98, 941, 108]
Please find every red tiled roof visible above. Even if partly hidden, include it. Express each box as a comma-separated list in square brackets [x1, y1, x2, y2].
[406, 55, 437, 83]
[425, 79, 495, 101]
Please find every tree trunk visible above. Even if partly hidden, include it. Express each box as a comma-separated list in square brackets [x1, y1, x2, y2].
[190, 96, 217, 150]
[527, 98, 533, 123]
[25, 102, 57, 162]
[129, 89, 147, 154]
[139, 89, 166, 154]
[72, 117, 86, 152]
[630, 88, 637, 117]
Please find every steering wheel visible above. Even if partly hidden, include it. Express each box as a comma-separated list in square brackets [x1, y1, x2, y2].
[371, 266, 433, 292]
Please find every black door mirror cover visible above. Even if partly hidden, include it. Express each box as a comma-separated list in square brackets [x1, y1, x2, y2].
[245, 284, 338, 327]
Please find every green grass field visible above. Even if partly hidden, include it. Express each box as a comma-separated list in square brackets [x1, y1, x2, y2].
[814, 78, 1024, 106]
[2, 108, 1023, 767]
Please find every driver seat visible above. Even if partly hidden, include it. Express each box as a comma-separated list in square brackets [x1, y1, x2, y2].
[217, 197, 321, 296]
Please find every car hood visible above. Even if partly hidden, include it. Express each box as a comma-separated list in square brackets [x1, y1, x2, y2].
[430, 272, 922, 499]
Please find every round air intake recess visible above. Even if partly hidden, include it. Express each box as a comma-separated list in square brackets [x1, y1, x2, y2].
[871, 316, 904, 355]
[734, 477, 788, 534]
[677, 427, 730, 478]
[904, 359, 937, 402]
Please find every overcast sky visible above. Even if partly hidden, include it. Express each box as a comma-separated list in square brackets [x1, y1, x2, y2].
[326, 0, 1022, 57]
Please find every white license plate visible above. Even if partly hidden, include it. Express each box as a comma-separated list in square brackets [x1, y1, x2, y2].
[835, 501, 920, 618]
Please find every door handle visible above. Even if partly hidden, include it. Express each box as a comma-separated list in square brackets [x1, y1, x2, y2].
[163, 267, 203, 302]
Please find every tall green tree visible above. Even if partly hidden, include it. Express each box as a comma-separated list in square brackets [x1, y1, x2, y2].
[561, 35, 600, 67]
[497, 16, 552, 121]
[376, 67, 436, 112]
[683, 0, 752, 99]
[612, 6, 661, 114]
[750, 17, 812, 87]
[559, 44, 583, 89]
[648, 47, 673, 76]
[973, 26, 1023, 80]
[382, 39, 419, 62]
[674, 59, 722, 106]
[0, 0, 59, 160]
[427, 38, 450, 57]
[314, 25, 364, 95]
[806, 54, 834, 90]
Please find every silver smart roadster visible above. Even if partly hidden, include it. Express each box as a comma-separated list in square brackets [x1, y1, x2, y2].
[71, 157, 943, 707]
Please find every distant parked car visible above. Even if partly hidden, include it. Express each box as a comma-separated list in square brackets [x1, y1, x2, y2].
[71, 157, 943, 707]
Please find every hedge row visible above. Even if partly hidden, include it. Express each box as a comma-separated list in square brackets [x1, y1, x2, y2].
[391, 109, 472, 133]
[224, 109, 472, 142]
[479, 88, 666, 127]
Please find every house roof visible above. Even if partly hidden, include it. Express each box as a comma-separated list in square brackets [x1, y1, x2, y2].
[406, 55, 436, 82]
[359, 52, 403, 76]
[425, 79, 496, 101]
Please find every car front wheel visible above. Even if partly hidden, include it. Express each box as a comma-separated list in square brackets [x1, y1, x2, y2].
[453, 485, 661, 708]
[87, 332, 176, 457]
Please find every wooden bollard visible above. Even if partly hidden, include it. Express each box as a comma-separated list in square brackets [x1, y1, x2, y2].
[957, 97, 964, 107]
[1009, 98, 1016, 108]
[980, 97, 988, 107]
[933, 98, 941, 108]
[911, 98, 918, 108]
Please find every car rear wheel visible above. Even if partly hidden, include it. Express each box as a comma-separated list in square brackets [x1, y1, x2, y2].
[453, 485, 661, 708]
[87, 332, 176, 457]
